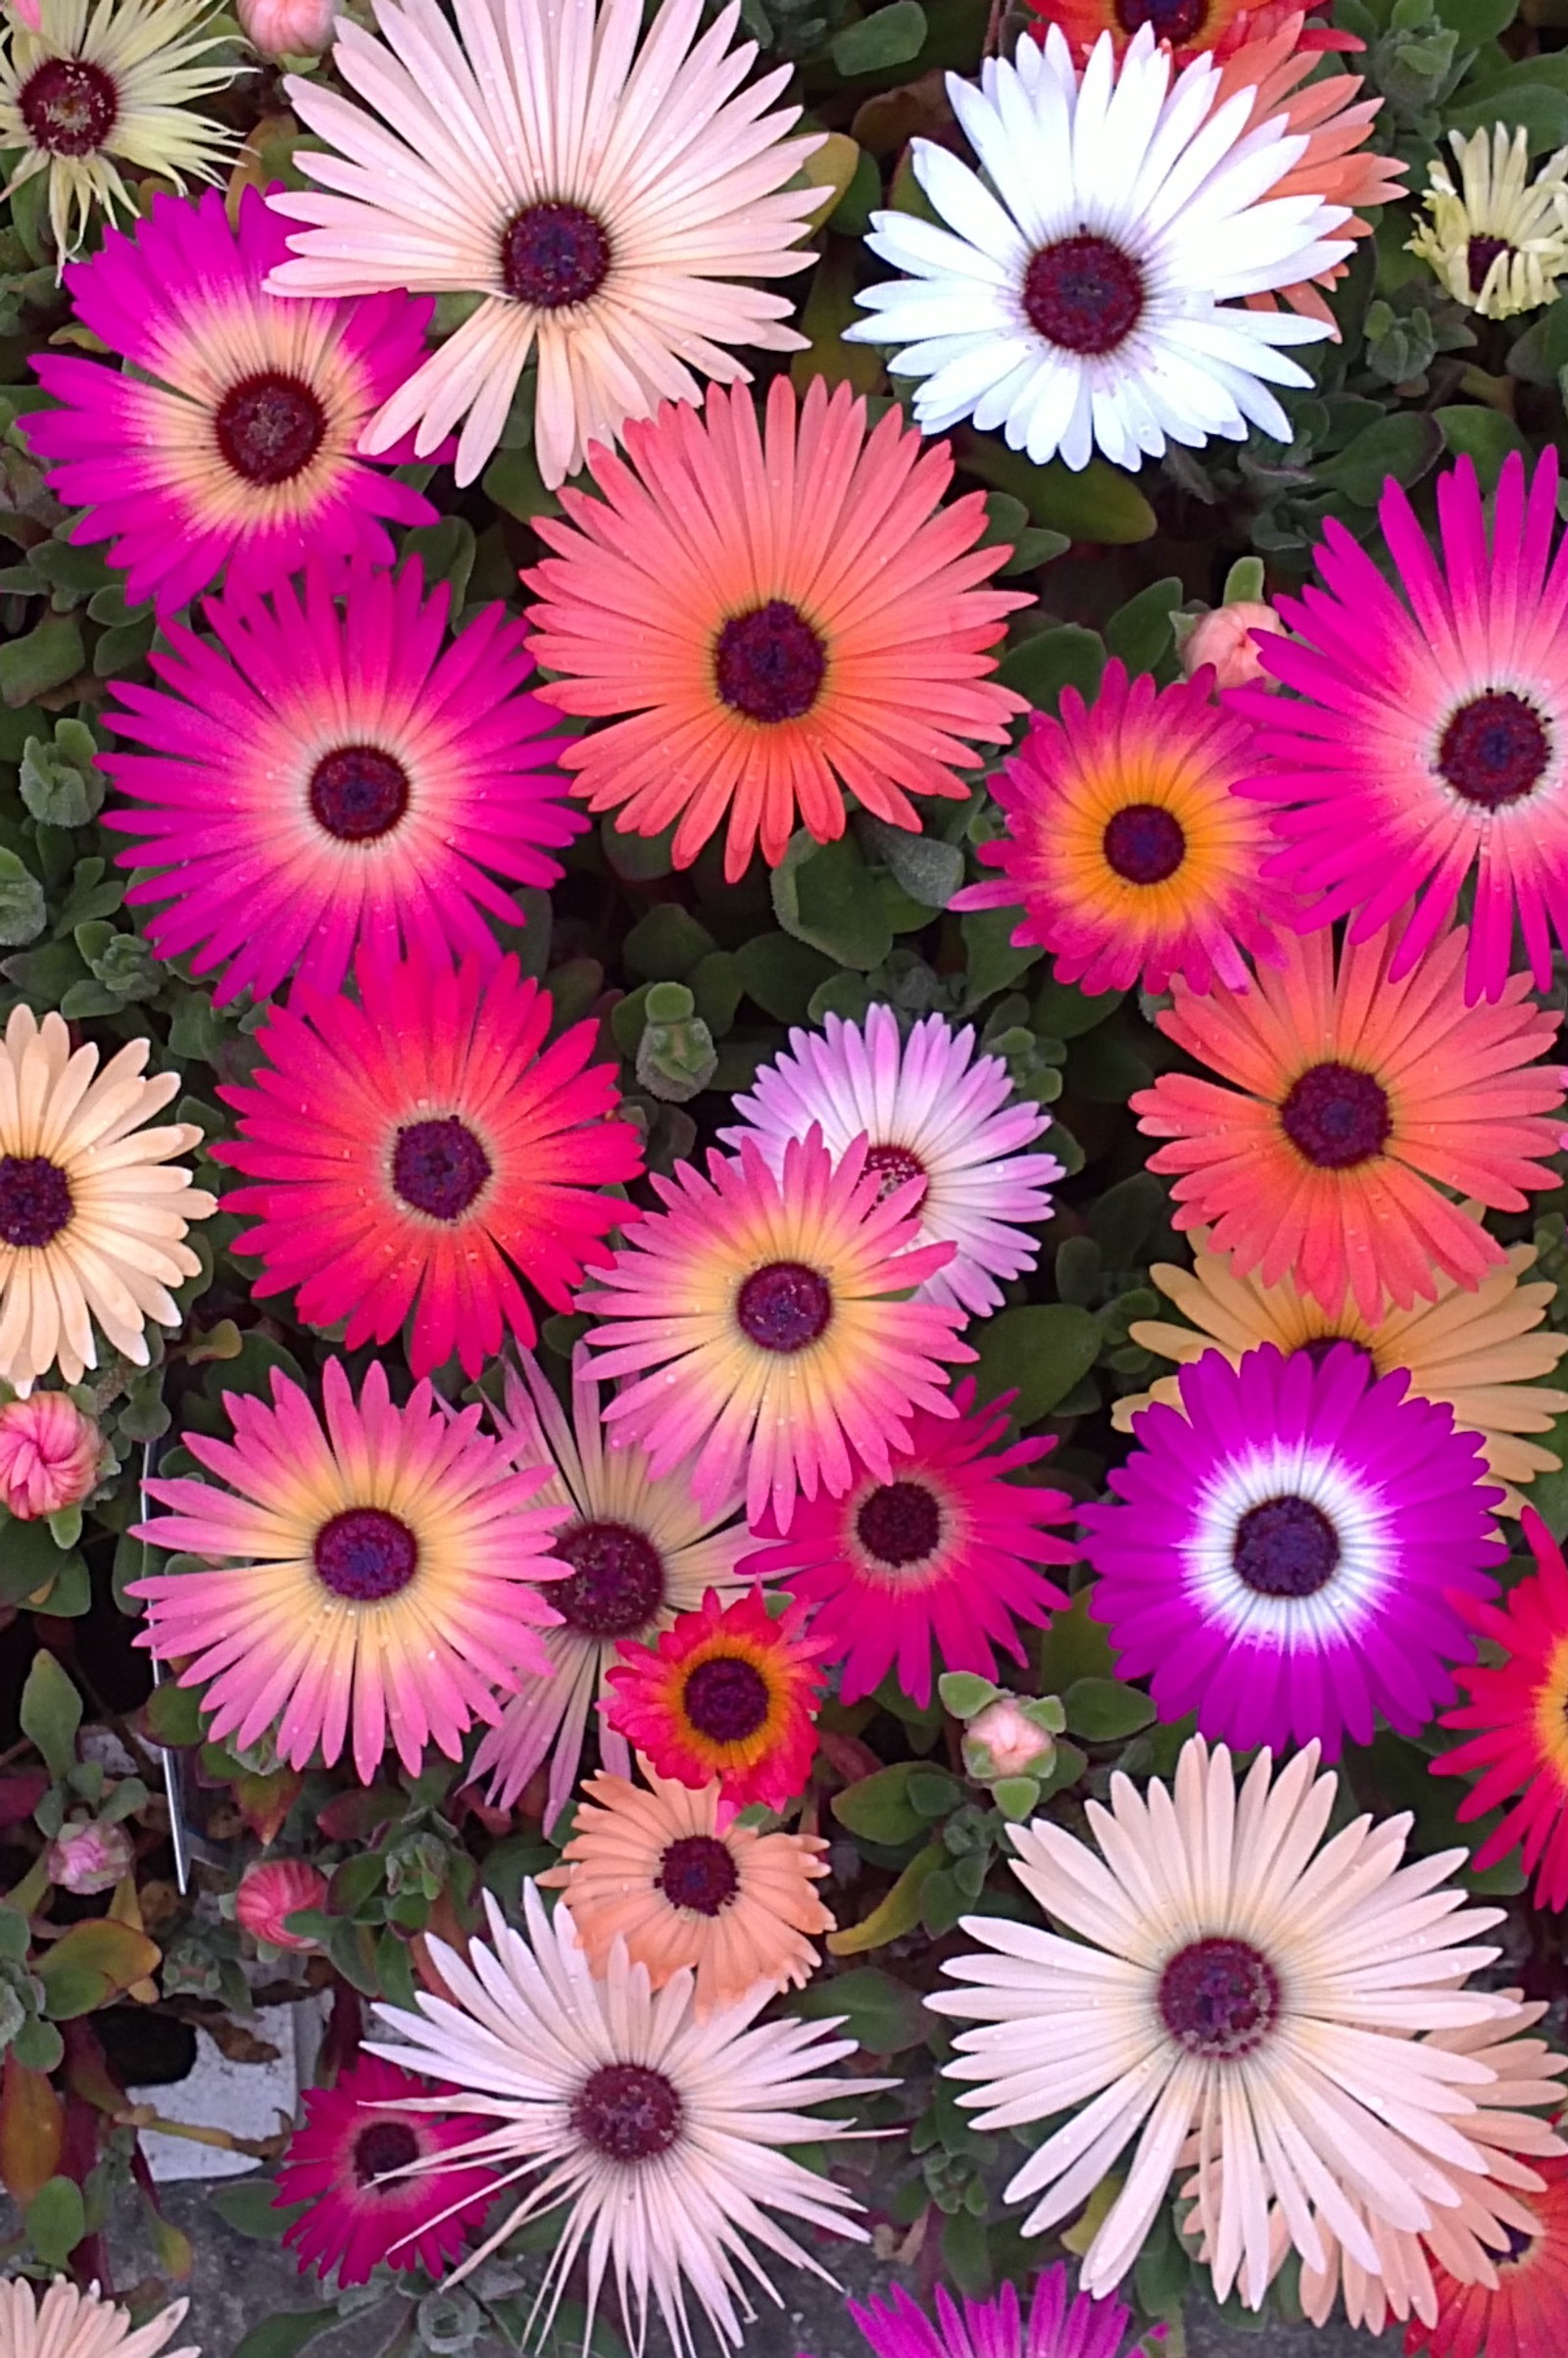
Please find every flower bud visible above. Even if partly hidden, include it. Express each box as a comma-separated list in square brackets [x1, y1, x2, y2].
[1179, 602, 1287, 695]
[0, 1393, 103, 1520]
[235, 0, 338, 58]
[235, 1858, 327, 1950]
[961, 1695, 1061, 1783]
[46, 1817, 134, 1894]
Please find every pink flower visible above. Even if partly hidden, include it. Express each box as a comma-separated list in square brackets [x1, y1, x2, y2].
[963, 1695, 1059, 1781]
[46, 1819, 134, 1895]
[6, 0, 41, 25]
[1179, 602, 1287, 692]
[0, 1394, 102, 1520]
[276, 2054, 495, 2286]
[237, 0, 337, 56]
[236, 1859, 327, 1950]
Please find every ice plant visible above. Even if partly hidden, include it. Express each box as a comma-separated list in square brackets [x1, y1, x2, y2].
[100, 559, 577, 1005]
[234, 1858, 327, 1951]
[1022, 0, 1351, 64]
[217, 943, 641, 1380]
[931, 1735, 1512, 2306]
[266, 0, 822, 488]
[847, 26, 1349, 470]
[1410, 125, 1568, 319]
[798, 2270, 1141, 2358]
[721, 1006, 1058, 1318]
[523, 377, 1027, 880]
[1405, 2148, 1568, 2358]
[0, 1392, 102, 1518]
[1131, 920, 1567, 1321]
[130, 1360, 567, 1785]
[1080, 1344, 1505, 1758]
[0, 2279, 197, 2358]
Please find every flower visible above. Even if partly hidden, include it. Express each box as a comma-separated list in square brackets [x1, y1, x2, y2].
[581, 1128, 972, 1534]
[100, 559, 577, 1005]
[931, 1735, 1512, 2306]
[1116, 1218, 1568, 1512]
[5, 2, 40, 27]
[0, 2278, 196, 2358]
[0, 1393, 102, 1518]
[234, 1858, 328, 1951]
[539, 1761, 833, 2010]
[961, 1695, 1064, 1783]
[1021, 0, 1350, 65]
[604, 1587, 827, 1815]
[0, 1006, 216, 1397]
[1410, 125, 1568, 319]
[216, 943, 641, 1380]
[26, 188, 437, 614]
[265, 0, 822, 491]
[953, 659, 1288, 997]
[1405, 2148, 1568, 2358]
[1239, 449, 1568, 1007]
[1081, 1343, 1504, 1758]
[0, 0, 236, 264]
[720, 1005, 1058, 1318]
[1130, 920, 1567, 1321]
[1178, 602, 1286, 691]
[237, 0, 335, 58]
[276, 2054, 497, 2287]
[523, 377, 1027, 880]
[743, 1379, 1075, 1707]
[129, 1360, 567, 1785]
[846, 26, 1348, 472]
[46, 1817, 133, 1895]
[470, 1351, 755, 1825]
[366, 1884, 880, 2345]
[799, 2268, 1140, 2358]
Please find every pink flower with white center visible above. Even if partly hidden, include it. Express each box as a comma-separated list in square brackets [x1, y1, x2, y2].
[235, 1858, 327, 1950]
[0, 1393, 102, 1518]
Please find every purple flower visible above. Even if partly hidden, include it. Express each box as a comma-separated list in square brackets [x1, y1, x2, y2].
[798, 2269, 1146, 2358]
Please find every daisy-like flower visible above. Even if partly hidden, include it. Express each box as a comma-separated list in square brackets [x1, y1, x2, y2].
[1131, 920, 1568, 1322]
[216, 943, 641, 1380]
[523, 377, 1027, 881]
[1241, 449, 1568, 1006]
[1116, 1217, 1568, 1511]
[129, 1360, 567, 1785]
[366, 1884, 882, 2349]
[1081, 1343, 1504, 1758]
[471, 1351, 754, 1824]
[26, 190, 436, 614]
[1022, 0, 1350, 65]
[799, 2267, 1140, 2358]
[0, 1006, 216, 1396]
[265, 0, 822, 491]
[0, 0, 236, 264]
[744, 1379, 1075, 1707]
[604, 1587, 828, 1815]
[276, 2054, 497, 2287]
[580, 1128, 972, 1533]
[1410, 125, 1568, 319]
[0, 2279, 196, 2358]
[954, 660, 1288, 997]
[720, 1005, 1058, 1319]
[931, 1735, 1513, 2306]
[846, 25, 1349, 473]
[100, 560, 576, 1005]
[540, 1761, 833, 2010]
[1407, 2148, 1568, 2358]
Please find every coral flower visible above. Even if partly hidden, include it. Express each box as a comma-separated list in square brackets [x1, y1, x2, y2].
[0, 2279, 196, 2358]
[955, 660, 1288, 996]
[1411, 125, 1568, 320]
[800, 2268, 1140, 2358]
[580, 1128, 972, 1533]
[524, 376, 1026, 880]
[217, 943, 641, 1380]
[0, 1392, 102, 1518]
[100, 560, 577, 1006]
[1131, 920, 1567, 1322]
[130, 1360, 567, 1784]
[234, 1858, 327, 1951]
[540, 1761, 833, 2011]
[1405, 2148, 1568, 2358]
[604, 1587, 828, 1815]
[26, 188, 436, 614]
[745, 1380, 1075, 1707]
[1023, 0, 1351, 65]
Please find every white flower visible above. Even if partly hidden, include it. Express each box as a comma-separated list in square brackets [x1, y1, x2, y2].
[1409, 123, 1568, 319]
[848, 25, 1352, 471]
[0, 2278, 197, 2358]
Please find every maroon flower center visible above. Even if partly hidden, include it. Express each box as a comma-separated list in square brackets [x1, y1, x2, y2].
[1279, 1061, 1391, 1171]
[1294, 1336, 1372, 1375]
[1437, 690, 1550, 811]
[314, 1507, 419, 1602]
[501, 202, 612, 309]
[1103, 803, 1186, 885]
[682, 1655, 771, 1745]
[1501, 2222, 1537, 2263]
[309, 746, 411, 843]
[1116, 0, 1208, 35]
[19, 57, 118, 156]
[571, 2063, 683, 2164]
[736, 1261, 832, 1352]
[857, 1479, 943, 1569]
[1158, 1937, 1280, 2059]
[863, 1142, 927, 1204]
[1467, 234, 1513, 295]
[0, 1154, 73, 1250]
[553, 1520, 665, 1641]
[1233, 1496, 1339, 1599]
[352, 2120, 420, 2189]
[391, 1118, 492, 1222]
[1023, 235, 1144, 355]
[714, 603, 826, 724]
[657, 1834, 741, 1917]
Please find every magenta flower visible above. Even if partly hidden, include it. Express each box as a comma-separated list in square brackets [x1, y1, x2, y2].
[276, 2054, 495, 2287]
[797, 2270, 1145, 2358]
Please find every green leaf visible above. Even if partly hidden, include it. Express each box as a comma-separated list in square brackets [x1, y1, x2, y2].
[992, 1775, 1042, 1819]
[623, 904, 716, 984]
[832, 0, 926, 73]
[25, 2175, 86, 2268]
[1031, 971, 1123, 1040]
[1035, 1590, 1115, 1693]
[1436, 405, 1529, 489]
[1103, 578, 1182, 676]
[954, 430, 1156, 542]
[600, 816, 675, 881]
[1315, 411, 1445, 506]
[0, 616, 84, 708]
[968, 1302, 1102, 1425]
[1446, 69, 1568, 154]
[864, 815, 964, 909]
[0, 849, 46, 950]
[831, 1761, 925, 1846]
[480, 444, 562, 522]
[0, 1903, 28, 1962]
[937, 1670, 998, 1720]
[0, 1514, 70, 1603]
[231, 2312, 338, 2358]
[733, 932, 836, 1023]
[208, 2178, 307, 2241]
[827, 1842, 945, 1953]
[959, 908, 1041, 1007]
[771, 835, 893, 970]
[997, 623, 1104, 711]
[141, 1682, 205, 1748]
[11, 2014, 63, 2071]
[942, 2207, 991, 2297]
[793, 1965, 930, 2051]
[1063, 1676, 1157, 1743]
[1088, 1171, 1166, 1267]
[19, 1650, 81, 1784]
[1434, 0, 1514, 35]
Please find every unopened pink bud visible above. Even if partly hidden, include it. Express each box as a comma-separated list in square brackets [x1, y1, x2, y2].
[47, 1818, 134, 1895]
[963, 1696, 1055, 1781]
[1180, 601, 1287, 694]
[0, 1394, 102, 1520]
[235, 0, 337, 58]
[235, 1858, 327, 1950]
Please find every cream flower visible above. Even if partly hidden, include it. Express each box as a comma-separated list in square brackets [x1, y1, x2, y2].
[1410, 123, 1568, 319]
[0, 2277, 197, 2358]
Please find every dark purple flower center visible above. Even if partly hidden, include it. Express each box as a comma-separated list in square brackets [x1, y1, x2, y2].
[1279, 1061, 1391, 1171]
[1116, 0, 1208, 35]
[1233, 1496, 1339, 1599]
[863, 1142, 927, 1204]
[314, 1507, 419, 1602]
[1467, 234, 1513, 295]
[0, 1154, 73, 1250]
[19, 57, 117, 156]
[501, 202, 612, 309]
[1437, 690, 1550, 811]
[1158, 1937, 1280, 2059]
[352, 2120, 420, 2189]
[857, 1479, 942, 1569]
[309, 746, 411, 843]
[571, 2063, 683, 2164]
[1501, 2222, 1537, 2263]
[682, 1655, 771, 1745]
[1102, 802, 1186, 885]
[656, 1833, 741, 1917]
[553, 1519, 665, 1641]
[714, 603, 826, 724]
[215, 371, 327, 488]
[1023, 235, 1144, 355]
[391, 1118, 492, 1223]
[736, 1261, 832, 1352]
[1293, 1336, 1373, 1375]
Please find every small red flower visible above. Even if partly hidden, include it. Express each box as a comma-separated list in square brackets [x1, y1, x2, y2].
[604, 1588, 828, 1815]
[277, 2054, 496, 2287]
